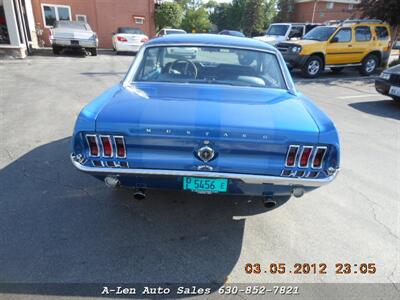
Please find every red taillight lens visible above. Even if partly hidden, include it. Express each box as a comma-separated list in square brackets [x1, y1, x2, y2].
[312, 147, 327, 168]
[114, 136, 126, 158]
[100, 136, 113, 157]
[86, 135, 99, 157]
[286, 145, 299, 167]
[299, 146, 313, 167]
[140, 37, 148, 43]
[117, 36, 127, 42]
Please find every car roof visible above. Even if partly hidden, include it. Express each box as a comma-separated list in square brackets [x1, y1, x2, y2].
[146, 34, 277, 52]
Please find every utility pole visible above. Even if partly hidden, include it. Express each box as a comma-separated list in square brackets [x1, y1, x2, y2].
[311, 0, 318, 23]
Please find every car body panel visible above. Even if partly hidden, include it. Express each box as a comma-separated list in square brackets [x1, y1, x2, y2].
[71, 34, 340, 200]
[375, 64, 400, 100]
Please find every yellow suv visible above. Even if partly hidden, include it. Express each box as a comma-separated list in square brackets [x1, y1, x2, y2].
[277, 21, 391, 78]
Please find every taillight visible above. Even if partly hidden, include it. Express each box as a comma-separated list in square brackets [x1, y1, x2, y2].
[100, 135, 113, 157]
[86, 135, 99, 157]
[285, 145, 299, 167]
[140, 37, 148, 43]
[312, 147, 327, 169]
[114, 136, 126, 158]
[299, 146, 313, 167]
[117, 36, 127, 42]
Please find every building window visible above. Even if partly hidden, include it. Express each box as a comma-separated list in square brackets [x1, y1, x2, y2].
[348, 4, 354, 10]
[76, 14, 87, 23]
[355, 26, 372, 42]
[41, 4, 71, 27]
[326, 2, 334, 10]
[0, 0, 10, 44]
[133, 16, 144, 25]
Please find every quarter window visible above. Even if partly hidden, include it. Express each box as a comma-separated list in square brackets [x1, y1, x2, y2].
[42, 4, 71, 27]
[375, 26, 389, 40]
[355, 26, 372, 41]
[333, 28, 352, 43]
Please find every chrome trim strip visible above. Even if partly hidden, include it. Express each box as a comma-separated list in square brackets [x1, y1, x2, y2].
[85, 134, 100, 157]
[71, 154, 338, 187]
[285, 145, 299, 167]
[99, 135, 113, 158]
[312, 146, 327, 169]
[113, 136, 127, 158]
[298, 146, 314, 168]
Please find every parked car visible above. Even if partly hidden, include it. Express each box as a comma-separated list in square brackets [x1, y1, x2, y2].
[112, 27, 148, 54]
[276, 20, 392, 78]
[50, 21, 98, 56]
[156, 28, 187, 37]
[218, 30, 245, 37]
[253, 23, 319, 46]
[70, 34, 340, 210]
[375, 64, 400, 101]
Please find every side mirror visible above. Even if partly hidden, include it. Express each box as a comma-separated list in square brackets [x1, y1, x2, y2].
[330, 37, 339, 43]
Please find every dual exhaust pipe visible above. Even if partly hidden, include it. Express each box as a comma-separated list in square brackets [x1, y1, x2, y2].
[105, 176, 305, 206]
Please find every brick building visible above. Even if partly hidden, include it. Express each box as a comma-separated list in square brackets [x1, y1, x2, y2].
[31, 0, 155, 49]
[291, 0, 361, 23]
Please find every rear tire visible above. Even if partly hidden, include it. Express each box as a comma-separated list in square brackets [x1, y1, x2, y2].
[301, 55, 323, 78]
[52, 45, 62, 55]
[359, 54, 378, 76]
[331, 67, 344, 74]
[89, 48, 98, 56]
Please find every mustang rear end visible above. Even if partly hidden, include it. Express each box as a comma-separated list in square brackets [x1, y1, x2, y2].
[71, 34, 340, 209]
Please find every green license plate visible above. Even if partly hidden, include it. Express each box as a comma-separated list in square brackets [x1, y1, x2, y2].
[183, 177, 228, 193]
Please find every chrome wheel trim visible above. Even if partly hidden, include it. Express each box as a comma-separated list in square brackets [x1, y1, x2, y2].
[308, 60, 320, 75]
[365, 58, 376, 73]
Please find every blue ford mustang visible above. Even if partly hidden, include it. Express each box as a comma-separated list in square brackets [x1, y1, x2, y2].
[71, 34, 340, 209]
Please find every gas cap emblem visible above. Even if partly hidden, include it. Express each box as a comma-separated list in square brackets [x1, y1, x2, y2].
[197, 146, 215, 162]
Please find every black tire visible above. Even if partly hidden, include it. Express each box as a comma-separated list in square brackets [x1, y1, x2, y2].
[52, 46, 61, 55]
[392, 96, 400, 101]
[359, 54, 378, 76]
[301, 55, 323, 78]
[331, 67, 344, 74]
[89, 48, 98, 56]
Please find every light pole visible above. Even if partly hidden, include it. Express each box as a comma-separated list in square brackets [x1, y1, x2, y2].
[312, 0, 319, 23]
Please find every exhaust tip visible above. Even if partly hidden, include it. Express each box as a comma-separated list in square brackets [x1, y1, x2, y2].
[104, 176, 120, 188]
[263, 196, 277, 208]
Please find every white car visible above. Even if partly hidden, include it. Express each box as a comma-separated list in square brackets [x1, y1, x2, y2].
[156, 28, 187, 37]
[253, 23, 319, 46]
[50, 21, 98, 56]
[112, 27, 148, 54]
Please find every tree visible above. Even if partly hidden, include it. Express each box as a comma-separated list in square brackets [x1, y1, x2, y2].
[242, 0, 265, 36]
[181, 6, 211, 33]
[358, 0, 400, 53]
[155, 2, 184, 30]
[275, 0, 294, 23]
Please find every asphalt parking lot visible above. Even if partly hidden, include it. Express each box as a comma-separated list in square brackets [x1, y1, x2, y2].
[0, 52, 399, 297]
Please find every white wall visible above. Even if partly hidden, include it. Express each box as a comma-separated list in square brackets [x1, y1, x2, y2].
[2, 0, 22, 46]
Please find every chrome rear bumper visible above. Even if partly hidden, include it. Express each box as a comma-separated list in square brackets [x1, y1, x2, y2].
[71, 154, 339, 187]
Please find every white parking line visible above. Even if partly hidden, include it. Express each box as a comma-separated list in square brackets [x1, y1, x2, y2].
[337, 94, 378, 99]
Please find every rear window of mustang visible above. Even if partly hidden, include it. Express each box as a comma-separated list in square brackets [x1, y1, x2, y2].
[134, 46, 287, 90]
